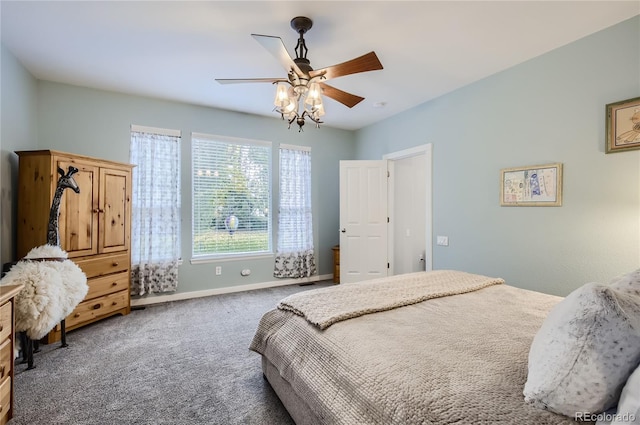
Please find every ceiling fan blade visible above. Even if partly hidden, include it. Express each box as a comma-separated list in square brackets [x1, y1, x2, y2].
[319, 83, 364, 108]
[215, 78, 288, 85]
[251, 34, 304, 76]
[310, 51, 383, 81]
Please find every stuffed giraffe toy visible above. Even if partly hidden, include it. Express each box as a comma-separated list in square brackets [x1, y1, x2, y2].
[47, 166, 81, 245]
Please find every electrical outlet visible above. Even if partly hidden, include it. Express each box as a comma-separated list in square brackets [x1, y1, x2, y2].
[215, 266, 222, 275]
[436, 236, 449, 246]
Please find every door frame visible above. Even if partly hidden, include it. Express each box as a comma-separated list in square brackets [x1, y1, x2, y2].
[383, 144, 433, 274]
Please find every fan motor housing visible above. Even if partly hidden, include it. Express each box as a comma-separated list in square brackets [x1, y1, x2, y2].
[291, 16, 313, 34]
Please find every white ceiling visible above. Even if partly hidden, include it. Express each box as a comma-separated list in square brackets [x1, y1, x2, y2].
[1, 1, 638, 131]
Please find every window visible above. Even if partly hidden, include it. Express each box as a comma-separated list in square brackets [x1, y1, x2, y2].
[129, 125, 181, 295]
[274, 145, 316, 278]
[192, 133, 271, 259]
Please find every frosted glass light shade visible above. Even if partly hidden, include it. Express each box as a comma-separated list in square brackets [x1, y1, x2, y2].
[304, 82, 322, 106]
[274, 84, 290, 108]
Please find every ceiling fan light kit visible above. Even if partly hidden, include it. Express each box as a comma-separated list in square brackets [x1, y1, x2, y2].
[216, 16, 383, 132]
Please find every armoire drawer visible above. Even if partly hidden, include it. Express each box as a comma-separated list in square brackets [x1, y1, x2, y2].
[64, 290, 129, 329]
[74, 252, 130, 278]
[86, 272, 129, 300]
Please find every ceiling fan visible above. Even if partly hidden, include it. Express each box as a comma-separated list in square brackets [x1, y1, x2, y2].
[215, 16, 383, 131]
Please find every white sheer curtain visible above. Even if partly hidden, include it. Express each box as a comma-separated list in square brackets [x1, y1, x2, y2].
[130, 127, 181, 295]
[274, 145, 316, 278]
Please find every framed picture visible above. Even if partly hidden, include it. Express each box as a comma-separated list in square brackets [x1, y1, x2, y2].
[606, 96, 640, 153]
[500, 163, 563, 207]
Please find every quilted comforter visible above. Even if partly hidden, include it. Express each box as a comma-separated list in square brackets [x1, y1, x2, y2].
[250, 270, 590, 425]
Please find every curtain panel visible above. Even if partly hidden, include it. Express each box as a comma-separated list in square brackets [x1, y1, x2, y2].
[274, 146, 316, 278]
[130, 129, 181, 295]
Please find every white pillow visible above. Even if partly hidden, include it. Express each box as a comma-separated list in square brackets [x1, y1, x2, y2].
[612, 365, 640, 425]
[609, 269, 640, 297]
[524, 283, 640, 417]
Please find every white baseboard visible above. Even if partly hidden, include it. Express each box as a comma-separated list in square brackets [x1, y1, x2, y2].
[130, 273, 334, 307]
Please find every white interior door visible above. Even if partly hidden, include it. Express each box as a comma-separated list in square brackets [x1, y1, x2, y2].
[339, 160, 388, 283]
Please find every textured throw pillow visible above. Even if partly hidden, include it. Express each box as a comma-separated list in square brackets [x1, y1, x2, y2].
[524, 283, 640, 417]
[612, 365, 640, 425]
[609, 269, 640, 297]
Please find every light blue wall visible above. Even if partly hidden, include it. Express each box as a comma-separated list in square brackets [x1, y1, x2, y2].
[355, 16, 640, 296]
[35, 81, 354, 296]
[0, 44, 38, 265]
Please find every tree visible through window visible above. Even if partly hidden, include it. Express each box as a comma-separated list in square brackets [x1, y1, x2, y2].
[192, 133, 271, 258]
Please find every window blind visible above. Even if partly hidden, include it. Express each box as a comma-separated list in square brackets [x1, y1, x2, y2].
[192, 133, 272, 258]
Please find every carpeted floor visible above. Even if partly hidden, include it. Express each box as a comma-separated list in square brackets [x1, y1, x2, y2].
[12, 281, 333, 425]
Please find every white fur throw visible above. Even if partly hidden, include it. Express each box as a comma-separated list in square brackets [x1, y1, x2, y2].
[524, 283, 640, 417]
[0, 245, 88, 340]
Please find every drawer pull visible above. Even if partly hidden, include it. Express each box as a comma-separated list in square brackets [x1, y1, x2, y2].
[0, 365, 5, 377]
[93, 304, 102, 310]
[0, 325, 3, 332]
[74, 313, 81, 318]
[112, 262, 119, 267]
[112, 302, 118, 306]
[111, 282, 118, 286]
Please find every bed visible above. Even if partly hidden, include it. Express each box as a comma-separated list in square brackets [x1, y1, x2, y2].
[250, 270, 601, 425]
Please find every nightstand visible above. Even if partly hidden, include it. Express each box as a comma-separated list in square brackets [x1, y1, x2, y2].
[332, 245, 340, 284]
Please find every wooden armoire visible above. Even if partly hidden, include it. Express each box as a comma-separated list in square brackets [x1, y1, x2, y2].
[16, 150, 133, 343]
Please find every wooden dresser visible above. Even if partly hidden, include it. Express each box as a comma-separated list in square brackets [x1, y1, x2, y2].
[16, 150, 133, 343]
[0, 284, 23, 425]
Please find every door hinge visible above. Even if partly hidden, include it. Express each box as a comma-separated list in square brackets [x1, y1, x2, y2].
[387, 217, 390, 223]
[387, 170, 390, 178]
[387, 263, 390, 268]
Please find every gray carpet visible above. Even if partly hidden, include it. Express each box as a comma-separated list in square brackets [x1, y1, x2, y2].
[12, 281, 333, 425]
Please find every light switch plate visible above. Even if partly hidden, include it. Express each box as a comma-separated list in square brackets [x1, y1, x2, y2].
[436, 236, 449, 246]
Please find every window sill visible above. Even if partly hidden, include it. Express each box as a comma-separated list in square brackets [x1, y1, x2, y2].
[190, 253, 273, 265]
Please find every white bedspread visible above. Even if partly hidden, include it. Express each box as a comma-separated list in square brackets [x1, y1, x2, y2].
[251, 272, 591, 425]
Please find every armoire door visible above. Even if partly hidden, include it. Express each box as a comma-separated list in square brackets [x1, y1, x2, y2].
[56, 159, 100, 258]
[98, 167, 131, 254]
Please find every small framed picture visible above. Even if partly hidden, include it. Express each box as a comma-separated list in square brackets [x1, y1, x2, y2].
[606, 96, 640, 153]
[500, 163, 563, 207]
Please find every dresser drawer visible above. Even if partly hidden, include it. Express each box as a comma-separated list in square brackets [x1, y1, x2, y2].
[74, 252, 130, 278]
[0, 375, 10, 424]
[0, 303, 11, 342]
[86, 272, 129, 300]
[0, 340, 10, 383]
[65, 290, 129, 329]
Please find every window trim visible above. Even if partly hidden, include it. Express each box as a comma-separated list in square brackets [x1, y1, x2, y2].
[131, 124, 181, 137]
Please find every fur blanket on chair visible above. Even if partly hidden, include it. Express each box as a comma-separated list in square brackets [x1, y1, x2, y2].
[0, 245, 88, 340]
